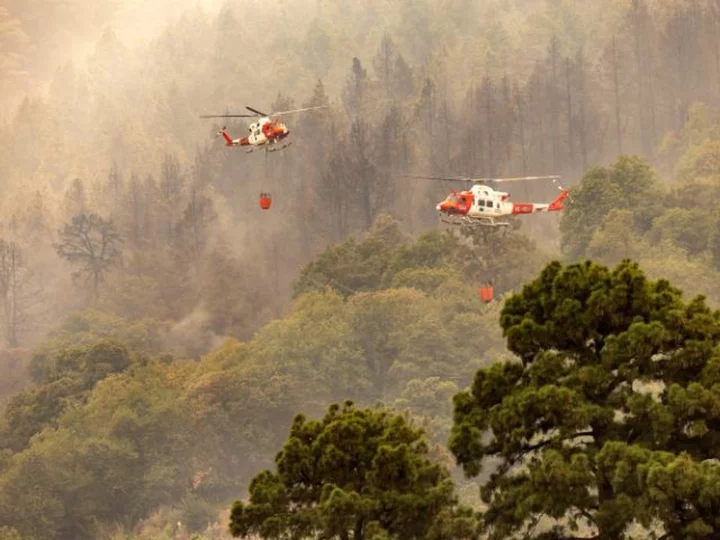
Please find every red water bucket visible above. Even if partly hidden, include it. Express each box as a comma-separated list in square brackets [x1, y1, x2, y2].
[478, 286, 494, 303]
[259, 192, 272, 210]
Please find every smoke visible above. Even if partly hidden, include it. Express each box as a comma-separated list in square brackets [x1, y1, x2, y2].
[165, 303, 227, 359]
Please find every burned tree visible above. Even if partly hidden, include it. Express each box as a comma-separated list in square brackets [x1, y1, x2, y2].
[54, 213, 123, 302]
[0, 240, 36, 347]
[174, 190, 218, 278]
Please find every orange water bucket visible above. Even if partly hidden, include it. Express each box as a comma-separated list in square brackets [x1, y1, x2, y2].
[478, 286, 493, 303]
[259, 192, 272, 210]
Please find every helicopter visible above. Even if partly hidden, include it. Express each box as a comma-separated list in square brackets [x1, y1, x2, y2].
[199, 105, 328, 153]
[406, 175, 568, 228]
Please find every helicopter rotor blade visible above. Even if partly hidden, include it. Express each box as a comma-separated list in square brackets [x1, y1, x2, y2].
[484, 175, 561, 184]
[200, 114, 256, 118]
[246, 106, 268, 116]
[402, 175, 473, 183]
[270, 105, 329, 116]
[202, 105, 328, 119]
[403, 174, 561, 186]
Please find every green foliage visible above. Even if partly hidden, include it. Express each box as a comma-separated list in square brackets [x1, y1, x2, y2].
[13, 2, 720, 538]
[295, 214, 550, 300]
[562, 154, 720, 305]
[649, 208, 711, 256]
[0, 348, 30, 404]
[561, 156, 661, 259]
[54, 212, 123, 302]
[293, 214, 408, 298]
[252, 282, 502, 405]
[586, 209, 648, 266]
[178, 494, 218, 534]
[2, 375, 83, 451]
[0, 363, 196, 540]
[0, 527, 23, 540]
[0, 212, 511, 538]
[229, 402, 477, 539]
[450, 259, 720, 539]
[391, 377, 459, 444]
[3, 339, 133, 451]
[33, 309, 167, 359]
[181, 358, 311, 501]
[676, 138, 720, 182]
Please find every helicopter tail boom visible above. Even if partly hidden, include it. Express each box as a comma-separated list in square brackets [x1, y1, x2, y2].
[548, 190, 569, 211]
[217, 127, 250, 147]
[510, 189, 569, 215]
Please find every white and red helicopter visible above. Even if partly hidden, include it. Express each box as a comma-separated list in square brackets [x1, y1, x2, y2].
[200, 105, 327, 153]
[407, 174, 568, 228]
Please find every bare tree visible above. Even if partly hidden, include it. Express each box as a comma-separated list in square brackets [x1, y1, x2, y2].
[611, 35, 624, 155]
[317, 148, 352, 242]
[0, 240, 38, 347]
[342, 57, 368, 119]
[373, 32, 397, 100]
[61, 178, 88, 222]
[174, 190, 218, 276]
[54, 213, 123, 303]
[159, 153, 184, 243]
[348, 119, 382, 229]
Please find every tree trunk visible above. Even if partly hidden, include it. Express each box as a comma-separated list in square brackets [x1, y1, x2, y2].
[516, 87, 528, 174]
[612, 35, 623, 155]
[485, 81, 495, 175]
[7, 254, 18, 348]
[354, 518, 364, 540]
[715, 5, 720, 101]
[93, 270, 100, 304]
[577, 52, 589, 171]
[549, 35, 561, 172]
[565, 57, 575, 171]
[632, 0, 651, 157]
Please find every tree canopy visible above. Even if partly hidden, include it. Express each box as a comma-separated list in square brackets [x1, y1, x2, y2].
[4, 2, 720, 535]
[450, 258, 720, 539]
[229, 401, 479, 540]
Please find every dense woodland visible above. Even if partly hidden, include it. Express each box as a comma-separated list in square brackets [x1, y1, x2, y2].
[4, 0, 720, 538]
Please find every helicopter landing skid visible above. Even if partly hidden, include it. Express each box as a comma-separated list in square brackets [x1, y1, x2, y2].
[268, 142, 292, 153]
[439, 214, 510, 228]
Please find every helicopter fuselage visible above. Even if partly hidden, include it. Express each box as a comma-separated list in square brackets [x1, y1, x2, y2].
[436, 184, 567, 226]
[237, 117, 290, 147]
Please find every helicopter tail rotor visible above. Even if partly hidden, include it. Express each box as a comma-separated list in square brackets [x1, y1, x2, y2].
[212, 126, 233, 146]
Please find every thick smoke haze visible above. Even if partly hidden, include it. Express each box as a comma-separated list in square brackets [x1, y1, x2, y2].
[2, 1, 720, 538]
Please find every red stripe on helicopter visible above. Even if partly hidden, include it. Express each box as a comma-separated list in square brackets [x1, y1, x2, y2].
[512, 203, 535, 214]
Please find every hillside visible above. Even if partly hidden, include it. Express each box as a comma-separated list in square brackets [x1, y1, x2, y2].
[3, 1, 720, 538]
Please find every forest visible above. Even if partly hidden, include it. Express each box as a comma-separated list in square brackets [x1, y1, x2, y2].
[3, 0, 720, 538]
